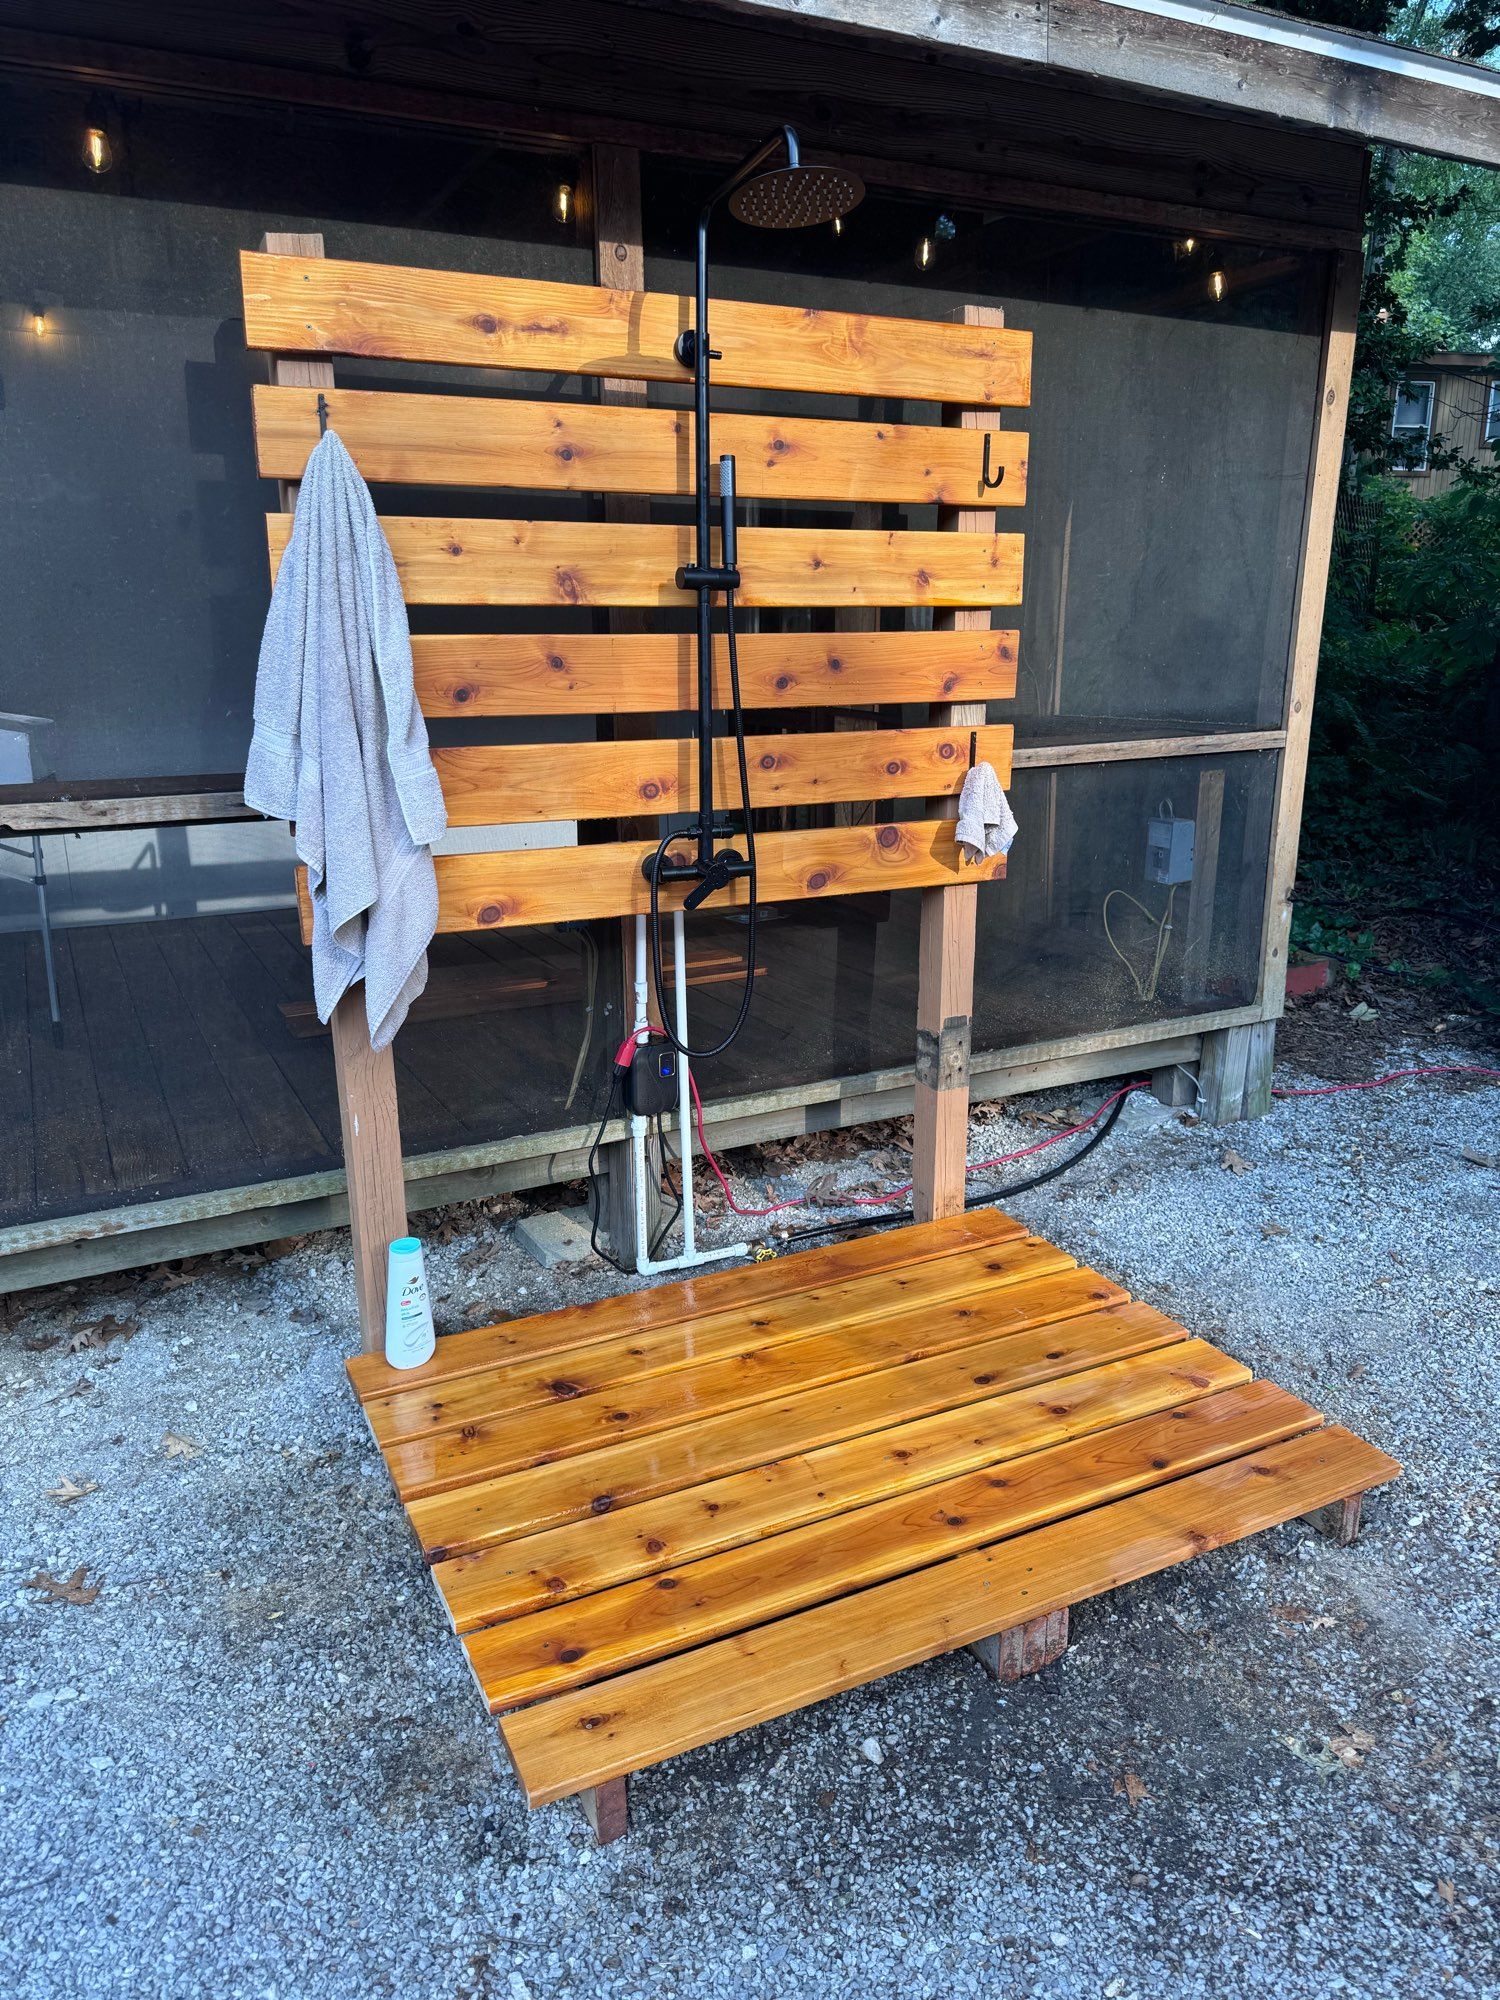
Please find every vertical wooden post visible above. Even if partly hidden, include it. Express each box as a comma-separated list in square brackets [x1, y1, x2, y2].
[1303, 1492, 1364, 1546]
[1179, 766, 1225, 1002]
[1198, 1018, 1275, 1125]
[578, 1775, 629, 1844]
[589, 144, 662, 1262]
[260, 231, 407, 1353]
[912, 303, 1006, 1225]
[1258, 245, 1363, 1021]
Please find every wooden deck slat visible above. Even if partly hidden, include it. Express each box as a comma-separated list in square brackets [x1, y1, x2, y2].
[431, 724, 1014, 826]
[348, 1209, 1020, 1403]
[366, 1233, 1075, 1448]
[410, 629, 1018, 718]
[435, 1338, 1251, 1633]
[468, 1382, 1320, 1709]
[252, 384, 1029, 505]
[267, 516, 1024, 610]
[383, 1263, 1126, 1499]
[404, 1301, 1185, 1558]
[501, 1426, 1402, 1804]
[240, 252, 1033, 405]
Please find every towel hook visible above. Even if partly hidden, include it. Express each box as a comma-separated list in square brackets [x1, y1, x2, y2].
[316, 392, 330, 436]
[980, 433, 1005, 491]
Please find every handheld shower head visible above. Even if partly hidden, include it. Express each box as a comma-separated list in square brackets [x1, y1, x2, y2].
[727, 161, 865, 230]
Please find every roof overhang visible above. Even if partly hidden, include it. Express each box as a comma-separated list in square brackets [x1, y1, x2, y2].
[699, 0, 1500, 168]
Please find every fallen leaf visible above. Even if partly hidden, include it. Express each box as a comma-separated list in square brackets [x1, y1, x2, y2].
[1347, 1001, 1378, 1022]
[161, 1432, 202, 1460]
[1437, 1879, 1456, 1906]
[24, 1565, 102, 1607]
[45, 1475, 99, 1505]
[65, 1314, 139, 1356]
[1325, 1728, 1375, 1768]
[1260, 1221, 1289, 1239]
[1460, 1146, 1499, 1170]
[1271, 1603, 1335, 1630]
[1113, 1769, 1150, 1810]
[50, 1376, 96, 1403]
[1221, 1148, 1254, 1175]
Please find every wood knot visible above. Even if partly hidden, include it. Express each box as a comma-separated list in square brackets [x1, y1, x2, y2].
[806, 869, 829, 893]
[937, 741, 956, 761]
[472, 313, 498, 334]
[775, 673, 794, 691]
[644, 1537, 665, 1555]
[875, 825, 900, 850]
[545, 1575, 568, 1595]
[548, 1379, 582, 1400]
[477, 904, 503, 927]
[641, 780, 662, 801]
[759, 753, 778, 771]
[548, 653, 567, 672]
[558, 1645, 586, 1663]
[556, 445, 575, 462]
[655, 1576, 679, 1591]
[453, 684, 473, 704]
[589, 1495, 614, 1515]
[826, 655, 843, 672]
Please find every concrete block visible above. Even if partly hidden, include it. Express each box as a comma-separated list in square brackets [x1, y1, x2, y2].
[514, 1206, 596, 1268]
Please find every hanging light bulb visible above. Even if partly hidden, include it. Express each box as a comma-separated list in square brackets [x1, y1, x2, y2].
[831, 214, 843, 238]
[552, 182, 573, 225]
[83, 125, 113, 175]
[1174, 235, 1197, 261]
[915, 235, 933, 272]
[31, 307, 47, 337]
[1208, 268, 1227, 303]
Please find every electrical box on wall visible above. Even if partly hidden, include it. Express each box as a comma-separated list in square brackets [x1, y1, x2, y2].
[1145, 814, 1195, 886]
[625, 1042, 679, 1118]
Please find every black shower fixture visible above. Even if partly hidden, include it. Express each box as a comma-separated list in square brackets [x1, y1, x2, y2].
[643, 126, 865, 1059]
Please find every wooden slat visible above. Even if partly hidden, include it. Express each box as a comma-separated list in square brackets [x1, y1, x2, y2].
[348, 1208, 1019, 1402]
[384, 1263, 1123, 1499]
[431, 725, 1014, 827]
[299, 818, 1006, 941]
[252, 384, 1030, 506]
[468, 1381, 1320, 1708]
[266, 516, 1024, 610]
[411, 628, 1019, 717]
[501, 1426, 1403, 1804]
[435, 1337, 1252, 1632]
[365, 1232, 1074, 1448]
[240, 252, 1033, 406]
[407, 1300, 1185, 1561]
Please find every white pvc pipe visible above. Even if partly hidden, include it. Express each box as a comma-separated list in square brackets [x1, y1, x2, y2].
[673, 907, 696, 1261]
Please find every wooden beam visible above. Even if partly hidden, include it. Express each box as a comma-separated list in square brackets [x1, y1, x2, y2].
[1259, 244, 1363, 1021]
[711, 0, 1500, 169]
[260, 230, 407, 1355]
[912, 303, 1006, 1226]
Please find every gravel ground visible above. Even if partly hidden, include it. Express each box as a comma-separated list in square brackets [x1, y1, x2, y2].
[2, 1034, 1497, 2000]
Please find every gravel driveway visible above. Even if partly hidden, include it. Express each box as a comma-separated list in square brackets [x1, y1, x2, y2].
[2, 1040, 1496, 2000]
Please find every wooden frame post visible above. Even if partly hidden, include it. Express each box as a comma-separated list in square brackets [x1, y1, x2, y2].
[912, 304, 1006, 1224]
[261, 231, 407, 1353]
[969, 1607, 1069, 1685]
[578, 1775, 629, 1844]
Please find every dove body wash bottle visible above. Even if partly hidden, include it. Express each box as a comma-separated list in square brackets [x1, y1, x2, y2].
[385, 1237, 436, 1369]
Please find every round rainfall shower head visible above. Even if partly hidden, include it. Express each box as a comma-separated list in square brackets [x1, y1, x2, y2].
[728, 163, 865, 230]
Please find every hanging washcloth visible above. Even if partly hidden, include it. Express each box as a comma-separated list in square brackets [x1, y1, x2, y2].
[244, 429, 447, 1050]
[954, 759, 1018, 866]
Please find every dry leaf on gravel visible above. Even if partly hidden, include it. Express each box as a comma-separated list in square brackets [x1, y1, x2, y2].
[1113, 1769, 1150, 1810]
[65, 1314, 139, 1356]
[1261, 1221, 1289, 1238]
[24, 1565, 103, 1607]
[1437, 1879, 1457, 1906]
[161, 1432, 202, 1460]
[1271, 1603, 1335, 1630]
[1325, 1728, 1376, 1768]
[45, 1475, 99, 1505]
[1460, 1146, 1499, 1169]
[1221, 1148, 1254, 1175]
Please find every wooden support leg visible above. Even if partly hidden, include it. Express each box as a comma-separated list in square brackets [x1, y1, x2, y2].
[1303, 1491, 1364, 1546]
[578, 1776, 629, 1845]
[969, 1606, 1069, 1685]
[1152, 1062, 1197, 1109]
[329, 989, 407, 1354]
[1197, 1020, 1276, 1126]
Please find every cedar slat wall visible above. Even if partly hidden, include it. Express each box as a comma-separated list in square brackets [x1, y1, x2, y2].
[245, 245, 1025, 1340]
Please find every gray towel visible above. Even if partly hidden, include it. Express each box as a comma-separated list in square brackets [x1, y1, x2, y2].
[954, 759, 1018, 865]
[244, 430, 447, 1050]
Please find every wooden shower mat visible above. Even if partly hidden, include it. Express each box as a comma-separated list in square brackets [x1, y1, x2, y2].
[346, 1205, 1398, 1839]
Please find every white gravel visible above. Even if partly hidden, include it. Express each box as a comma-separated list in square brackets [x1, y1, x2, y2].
[2, 1041, 1497, 2000]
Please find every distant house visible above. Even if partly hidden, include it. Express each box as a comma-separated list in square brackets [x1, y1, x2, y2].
[1391, 354, 1500, 495]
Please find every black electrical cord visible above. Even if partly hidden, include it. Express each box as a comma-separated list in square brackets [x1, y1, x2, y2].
[649, 1111, 685, 1260]
[646, 591, 758, 1060]
[772, 1082, 1141, 1250]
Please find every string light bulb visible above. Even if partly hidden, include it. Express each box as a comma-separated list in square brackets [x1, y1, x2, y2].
[915, 235, 933, 272]
[31, 308, 46, 338]
[552, 182, 573, 225]
[831, 214, 842, 237]
[1208, 268, 1227, 303]
[83, 125, 112, 175]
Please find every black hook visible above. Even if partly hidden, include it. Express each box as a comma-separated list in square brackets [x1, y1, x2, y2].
[316, 392, 330, 436]
[968, 730, 978, 769]
[980, 433, 1005, 491]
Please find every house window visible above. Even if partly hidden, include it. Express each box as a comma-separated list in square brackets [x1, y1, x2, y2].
[1486, 381, 1500, 448]
[1391, 379, 1435, 469]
